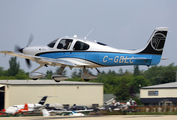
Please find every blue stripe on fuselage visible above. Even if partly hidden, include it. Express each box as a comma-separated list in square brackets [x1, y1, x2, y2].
[38, 51, 161, 66]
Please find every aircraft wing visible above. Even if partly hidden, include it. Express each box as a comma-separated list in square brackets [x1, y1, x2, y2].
[42, 109, 90, 116]
[0, 51, 78, 67]
[47, 109, 93, 114]
[33, 105, 45, 109]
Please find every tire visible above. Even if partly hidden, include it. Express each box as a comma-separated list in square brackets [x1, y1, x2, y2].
[55, 80, 60, 82]
[84, 79, 90, 81]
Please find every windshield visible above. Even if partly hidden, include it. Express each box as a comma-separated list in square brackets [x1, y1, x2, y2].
[47, 39, 58, 48]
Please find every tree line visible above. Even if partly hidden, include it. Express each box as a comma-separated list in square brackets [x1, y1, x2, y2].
[0, 57, 177, 101]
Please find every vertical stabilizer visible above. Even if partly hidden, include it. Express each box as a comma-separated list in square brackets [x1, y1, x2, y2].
[38, 96, 48, 105]
[24, 103, 28, 110]
[139, 27, 168, 55]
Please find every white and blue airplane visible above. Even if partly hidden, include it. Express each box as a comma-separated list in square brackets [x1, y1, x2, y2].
[0, 27, 168, 82]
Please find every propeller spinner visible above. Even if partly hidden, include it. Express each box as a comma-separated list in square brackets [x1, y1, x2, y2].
[14, 34, 34, 69]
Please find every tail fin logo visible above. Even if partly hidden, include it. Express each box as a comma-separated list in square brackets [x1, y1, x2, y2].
[151, 33, 166, 51]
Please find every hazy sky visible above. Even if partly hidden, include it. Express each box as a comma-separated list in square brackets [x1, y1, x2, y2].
[0, 0, 177, 76]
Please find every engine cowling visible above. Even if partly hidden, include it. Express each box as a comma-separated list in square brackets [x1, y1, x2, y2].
[29, 72, 45, 80]
[51, 74, 68, 82]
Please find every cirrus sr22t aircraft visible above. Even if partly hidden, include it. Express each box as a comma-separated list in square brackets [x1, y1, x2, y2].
[0, 27, 168, 82]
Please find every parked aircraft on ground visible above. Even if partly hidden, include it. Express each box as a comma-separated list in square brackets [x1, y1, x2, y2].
[42, 104, 92, 116]
[42, 109, 84, 116]
[0, 27, 168, 82]
[0, 96, 47, 115]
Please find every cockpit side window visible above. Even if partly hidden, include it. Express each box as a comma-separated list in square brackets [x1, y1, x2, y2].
[73, 41, 90, 50]
[57, 43, 63, 49]
[57, 39, 73, 49]
[47, 39, 58, 48]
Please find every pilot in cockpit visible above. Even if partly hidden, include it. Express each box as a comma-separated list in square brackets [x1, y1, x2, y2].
[63, 39, 72, 49]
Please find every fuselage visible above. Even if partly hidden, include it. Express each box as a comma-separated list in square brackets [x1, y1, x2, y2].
[4, 104, 43, 114]
[21, 36, 161, 68]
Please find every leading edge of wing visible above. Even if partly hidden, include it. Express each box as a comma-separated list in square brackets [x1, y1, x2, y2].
[0, 51, 35, 60]
[0, 51, 76, 67]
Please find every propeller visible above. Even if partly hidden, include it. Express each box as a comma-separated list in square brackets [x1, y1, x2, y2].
[25, 59, 31, 69]
[14, 34, 34, 69]
[26, 33, 34, 47]
[14, 45, 23, 53]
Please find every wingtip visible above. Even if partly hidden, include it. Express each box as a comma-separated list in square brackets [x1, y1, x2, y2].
[0, 51, 13, 53]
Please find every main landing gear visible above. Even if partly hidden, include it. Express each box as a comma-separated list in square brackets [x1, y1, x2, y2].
[51, 66, 68, 82]
[81, 66, 98, 81]
[29, 64, 99, 82]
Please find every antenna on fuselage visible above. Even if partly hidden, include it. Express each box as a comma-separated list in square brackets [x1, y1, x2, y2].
[84, 29, 93, 39]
